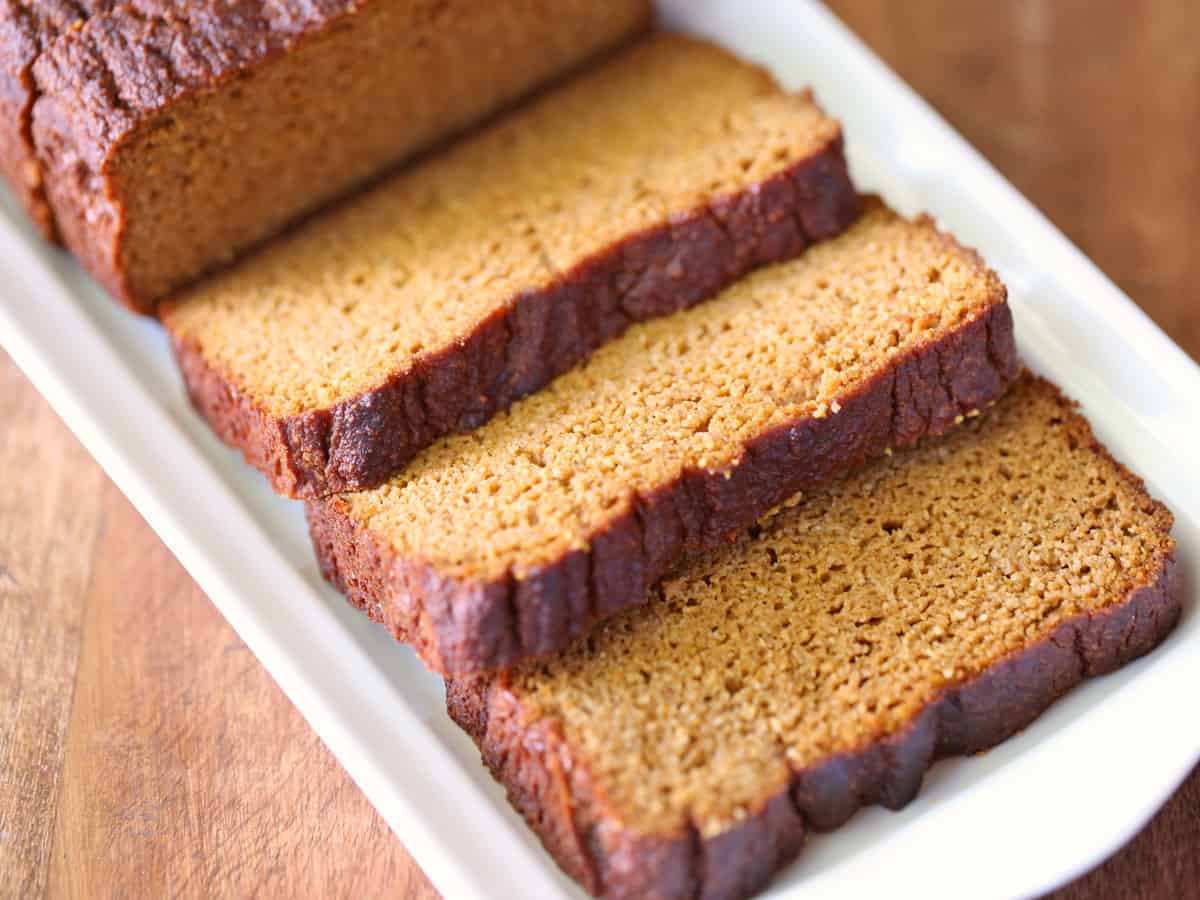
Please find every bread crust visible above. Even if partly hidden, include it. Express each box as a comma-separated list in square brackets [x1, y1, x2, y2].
[172, 139, 862, 499]
[25, 0, 654, 311]
[0, 0, 52, 237]
[13, 0, 359, 272]
[306, 295, 1019, 675]
[0, 0, 106, 239]
[446, 514, 1179, 900]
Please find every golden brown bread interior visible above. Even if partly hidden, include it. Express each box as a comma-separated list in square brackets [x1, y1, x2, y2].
[331, 204, 1006, 582]
[307, 202, 1019, 673]
[449, 375, 1178, 900]
[27, 0, 652, 310]
[165, 32, 843, 414]
[164, 32, 860, 497]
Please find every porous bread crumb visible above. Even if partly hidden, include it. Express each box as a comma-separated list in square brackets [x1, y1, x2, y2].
[29, 0, 652, 309]
[162, 33, 841, 412]
[505, 376, 1175, 839]
[333, 204, 1005, 580]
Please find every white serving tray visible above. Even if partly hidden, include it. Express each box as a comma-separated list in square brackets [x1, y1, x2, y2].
[2, 2, 1197, 897]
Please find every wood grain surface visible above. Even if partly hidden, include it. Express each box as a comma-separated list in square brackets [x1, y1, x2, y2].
[2, 1, 1197, 897]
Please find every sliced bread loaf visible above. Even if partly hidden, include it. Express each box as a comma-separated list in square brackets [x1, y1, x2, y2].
[25, 0, 652, 310]
[307, 203, 1020, 674]
[162, 33, 860, 498]
[448, 375, 1179, 900]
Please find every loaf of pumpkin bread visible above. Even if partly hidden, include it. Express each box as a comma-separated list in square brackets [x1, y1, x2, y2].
[308, 203, 1020, 674]
[11, 0, 651, 309]
[448, 375, 1179, 900]
[163, 33, 861, 498]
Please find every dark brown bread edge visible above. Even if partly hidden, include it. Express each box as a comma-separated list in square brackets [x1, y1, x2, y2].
[28, 1, 392, 311]
[445, 518, 1180, 899]
[170, 138, 862, 499]
[0, 0, 101, 239]
[0, 0, 53, 237]
[6, 0, 345, 258]
[306, 292, 1020, 675]
[29, 0, 394, 310]
[29, 1, 653, 312]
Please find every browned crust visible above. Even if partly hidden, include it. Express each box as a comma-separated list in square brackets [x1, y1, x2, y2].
[171, 138, 863, 499]
[28, 0, 655, 312]
[0, 0, 52, 236]
[0, 0, 105, 240]
[28, 0, 386, 309]
[306, 290, 1021, 675]
[445, 416, 1181, 899]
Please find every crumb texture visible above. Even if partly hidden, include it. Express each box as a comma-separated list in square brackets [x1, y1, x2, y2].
[27, 0, 651, 307]
[308, 202, 1018, 674]
[452, 376, 1178, 900]
[164, 32, 842, 412]
[338, 205, 1006, 582]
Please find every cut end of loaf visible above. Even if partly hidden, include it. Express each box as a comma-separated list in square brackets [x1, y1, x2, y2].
[448, 374, 1179, 900]
[29, 0, 653, 311]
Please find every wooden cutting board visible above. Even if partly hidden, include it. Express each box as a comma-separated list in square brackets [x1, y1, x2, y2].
[3, 1, 1198, 897]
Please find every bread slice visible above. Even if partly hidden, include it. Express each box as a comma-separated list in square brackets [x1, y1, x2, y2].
[307, 203, 1020, 674]
[23, 0, 652, 310]
[448, 375, 1179, 900]
[163, 33, 861, 498]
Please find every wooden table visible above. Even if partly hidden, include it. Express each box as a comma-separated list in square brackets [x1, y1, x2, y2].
[2, 1, 1197, 897]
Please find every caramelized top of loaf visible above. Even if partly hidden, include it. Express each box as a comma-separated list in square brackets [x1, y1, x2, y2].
[162, 33, 841, 415]
[504, 376, 1174, 838]
[332, 205, 1006, 580]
